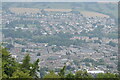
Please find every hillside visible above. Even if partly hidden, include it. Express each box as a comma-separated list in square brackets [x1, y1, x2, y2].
[2, 2, 118, 19]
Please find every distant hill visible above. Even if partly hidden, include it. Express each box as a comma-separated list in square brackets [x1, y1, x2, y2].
[2, 2, 118, 20]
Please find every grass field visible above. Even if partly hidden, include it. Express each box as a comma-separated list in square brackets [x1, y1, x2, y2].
[44, 9, 72, 12]
[9, 8, 72, 14]
[9, 7, 110, 18]
[9, 8, 41, 14]
[80, 11, 110, 18]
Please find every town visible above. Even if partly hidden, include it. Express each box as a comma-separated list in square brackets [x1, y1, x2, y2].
[1, 4, 118, 77]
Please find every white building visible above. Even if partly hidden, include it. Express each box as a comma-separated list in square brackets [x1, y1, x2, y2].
[87, 70, 105, 74]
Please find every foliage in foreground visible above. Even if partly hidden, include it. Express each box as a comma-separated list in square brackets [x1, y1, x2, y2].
[1, 46, 39, 78]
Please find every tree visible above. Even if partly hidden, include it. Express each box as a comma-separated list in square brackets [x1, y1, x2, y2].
[1, 47, 19, 77]
[96, 73, 118, 78]
[108, 41, 116, 47]
[21, 54, 40, 78]
[1, 46, 40, 78]
[44, 71, 60, 78]
[21, 54, 30, 71]
[1, 47, 11, 60]
[30, 59, 40, 78]
[58, 65, 66, 78]
[65, 72, 75, 78]
[75, 70, 93, 78]
[11, 69, 32, 78]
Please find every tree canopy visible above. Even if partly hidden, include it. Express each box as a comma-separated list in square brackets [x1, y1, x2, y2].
[1, 46, 40, 78]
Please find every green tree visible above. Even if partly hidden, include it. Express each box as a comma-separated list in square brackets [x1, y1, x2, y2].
[65, 72, 75, 78]
[21, 54, 30, 71]
[30, 59, 40, 78]
[75, 70, 93, 78]
[11, 69, 32, 78]
[96, 73, 118, 78]
[1, 47, 19, 77]
[21, 54, 40, 78]
[1, 46, 40, 78]
[58, 65, 66, 78]
[44, 71, 60, 78]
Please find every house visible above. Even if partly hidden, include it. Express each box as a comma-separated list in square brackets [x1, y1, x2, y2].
[87, 70, 105, 74]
